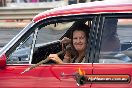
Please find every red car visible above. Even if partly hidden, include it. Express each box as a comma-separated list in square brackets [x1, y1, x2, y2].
[0, 1, 132, 88]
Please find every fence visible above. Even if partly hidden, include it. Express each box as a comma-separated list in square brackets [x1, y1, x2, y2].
[0, 7, 51, 20]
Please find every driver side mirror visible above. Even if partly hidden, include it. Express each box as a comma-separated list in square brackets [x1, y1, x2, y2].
[0, 54, 6, 68]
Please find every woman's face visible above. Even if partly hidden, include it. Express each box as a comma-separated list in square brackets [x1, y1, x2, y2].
[72, 30, 87, 52]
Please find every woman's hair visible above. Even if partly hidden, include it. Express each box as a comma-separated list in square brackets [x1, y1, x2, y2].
[69, 21, 90, 62]
[70, 22, 90, 42]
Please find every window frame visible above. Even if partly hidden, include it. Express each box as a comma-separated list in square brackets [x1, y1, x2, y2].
[31, 14, 97, 64]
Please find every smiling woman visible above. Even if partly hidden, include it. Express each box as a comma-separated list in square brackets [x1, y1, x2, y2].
[48, 21, 90, 64]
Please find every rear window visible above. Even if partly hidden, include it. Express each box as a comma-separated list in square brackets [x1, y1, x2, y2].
[99, 17, 132, 63]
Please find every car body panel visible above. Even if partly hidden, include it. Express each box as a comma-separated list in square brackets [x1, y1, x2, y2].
[0, 64, 92, 88]
[0, 65, 60, 88]
[33, 3, 132, 23]
[92, 64, 132, 88]
[0, 54, 6, 68]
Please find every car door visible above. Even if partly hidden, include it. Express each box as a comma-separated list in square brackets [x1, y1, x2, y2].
[30, 15, 95, 88]
[92, 14, 132, 88]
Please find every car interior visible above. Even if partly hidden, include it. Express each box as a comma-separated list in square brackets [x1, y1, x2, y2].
[32, 20, 92, 64]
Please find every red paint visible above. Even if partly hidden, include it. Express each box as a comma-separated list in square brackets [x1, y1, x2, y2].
[33, 4, 132, 23]
[92, 64, 132, 88]
[0, 54, 6, 68]
[0, 64, 92, 88]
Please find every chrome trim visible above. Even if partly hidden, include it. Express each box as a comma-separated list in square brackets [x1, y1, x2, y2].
[29, 28, 38, 64]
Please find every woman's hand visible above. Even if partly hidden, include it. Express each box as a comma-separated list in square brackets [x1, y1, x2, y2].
[61, 37, 71, 52]
[48, 54, 64, 64]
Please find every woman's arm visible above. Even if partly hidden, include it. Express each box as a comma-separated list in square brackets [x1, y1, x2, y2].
[48, 54, 64, 64]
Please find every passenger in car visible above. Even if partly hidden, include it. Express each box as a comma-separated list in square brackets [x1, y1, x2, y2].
[48, 22, 90, 64]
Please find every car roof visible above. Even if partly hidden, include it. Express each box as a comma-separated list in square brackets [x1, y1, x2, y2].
[33, 1, 132, 23]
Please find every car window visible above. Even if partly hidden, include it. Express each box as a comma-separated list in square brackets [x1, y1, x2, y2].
[33, 20, 92, 64]
[99, 17, 132, 63]
[7, 33, 34, 64]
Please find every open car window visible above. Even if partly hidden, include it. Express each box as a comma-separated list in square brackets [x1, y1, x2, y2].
[99, 17, 132, 63]
[32, 22, 72, 64]
[32, 20, 92, 64]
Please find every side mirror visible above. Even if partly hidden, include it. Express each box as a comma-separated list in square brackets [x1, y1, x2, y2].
[0, 54, 6, 68]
